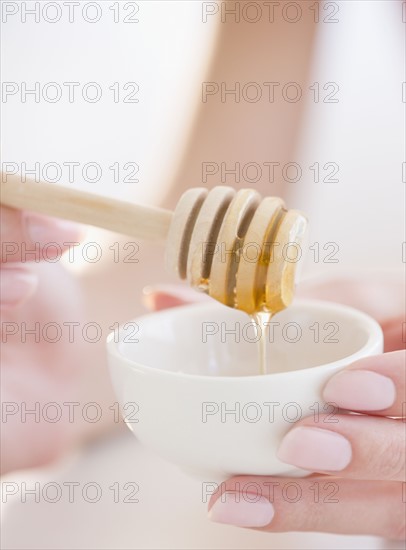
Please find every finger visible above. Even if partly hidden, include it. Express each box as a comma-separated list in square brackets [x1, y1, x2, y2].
[297, 276, 404, 322]
[142, 284, 210, 311]
[208, 476, 405, 540]
[381, 316, 406, 352]
[322, 350, 405, 417]
[1, 207, 83, 263]
[276, 414, 405, 481]
[0, 265, 38, 309]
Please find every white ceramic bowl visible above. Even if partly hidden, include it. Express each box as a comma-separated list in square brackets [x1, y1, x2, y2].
[107, 300, 383, 482]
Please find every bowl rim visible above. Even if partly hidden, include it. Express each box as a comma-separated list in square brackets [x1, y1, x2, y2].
[106, 299, 383, 382]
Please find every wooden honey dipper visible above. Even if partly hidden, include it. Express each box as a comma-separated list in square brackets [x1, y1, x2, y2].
[1, 175, 307, 314]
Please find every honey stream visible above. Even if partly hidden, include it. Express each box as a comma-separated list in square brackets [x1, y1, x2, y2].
[251, 311, 273, 376]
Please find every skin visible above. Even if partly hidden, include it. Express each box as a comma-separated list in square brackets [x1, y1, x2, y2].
[0, 208, 121, 472]
[3, 1, 404, 539]
[162, 1, 318, 208]
[145, 283, 405, 541]
[0, 208, 168, 473]
[1, 2, 318, 473]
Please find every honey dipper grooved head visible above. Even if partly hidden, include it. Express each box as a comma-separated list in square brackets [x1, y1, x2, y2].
[165, 186, 307, 314]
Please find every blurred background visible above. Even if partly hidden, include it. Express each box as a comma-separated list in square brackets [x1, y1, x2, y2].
[1, 1, 404, 548]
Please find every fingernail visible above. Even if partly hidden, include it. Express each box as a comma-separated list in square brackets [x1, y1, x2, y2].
[143, 284, 207, 301]
[323, 370, 396, 411]
[208, 492, 274, 528]
[277, 427, 352, 471]
[25, 214, 82, 248]
[142, 284, 208, 310]
[0, 268, 38, 307]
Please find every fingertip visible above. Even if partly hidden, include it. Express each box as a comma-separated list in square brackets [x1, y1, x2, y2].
[381, 317, 406, 352]
[0, 267, 38, 309]
[323, 369, 396, 412]
[142, 284, 207, 311]
[24, 213, 84, 248]
[142, 289, 188, 311]
[208, 492, 275, 528]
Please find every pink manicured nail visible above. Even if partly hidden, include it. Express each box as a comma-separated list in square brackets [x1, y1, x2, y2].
[25, 214, 82, 248]
[208, 492, 274, 528]
[277, 427, 352, 471]
[323, 370, 396, 411]
[142, 284, 209, 310]
[0, 268, 38, 307]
